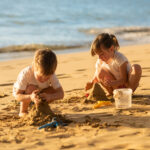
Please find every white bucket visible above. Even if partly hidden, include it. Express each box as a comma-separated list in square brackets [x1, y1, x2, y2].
[113, 88, 132, 109]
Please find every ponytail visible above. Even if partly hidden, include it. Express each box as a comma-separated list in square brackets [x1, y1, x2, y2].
[110, 34, 120, 50]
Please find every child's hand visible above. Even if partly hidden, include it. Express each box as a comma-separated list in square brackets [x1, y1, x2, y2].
[30, 90, 41, 105]
[103, 78, 111, 87]
[85, 82, 93, 91]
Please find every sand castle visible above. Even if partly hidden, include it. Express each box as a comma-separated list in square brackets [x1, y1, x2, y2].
[84, 83, 111, 103]
[23, 101, 71, 127]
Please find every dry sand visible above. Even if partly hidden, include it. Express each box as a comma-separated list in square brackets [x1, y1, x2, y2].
[0, 44, 150, 150]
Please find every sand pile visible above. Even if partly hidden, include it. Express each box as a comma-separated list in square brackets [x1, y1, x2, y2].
[21, 100, 71, 126]
[84, 83, 109, 103]
[22, 101, 55, 126]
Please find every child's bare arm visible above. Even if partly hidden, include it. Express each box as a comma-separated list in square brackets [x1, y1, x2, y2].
[85, 59, 104, 91]
[39, 86, 64, 103]
[15, 89, 31, 103]
[119, 61, 128, 84]
[85, 76, 98, 91]
[15, 89, 41, 105]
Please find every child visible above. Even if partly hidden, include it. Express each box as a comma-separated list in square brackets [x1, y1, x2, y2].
[13, 49, 64, 117]
[85, 33, 142, 96]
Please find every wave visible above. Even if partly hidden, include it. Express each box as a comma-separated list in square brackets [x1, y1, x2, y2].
[79, 26, 150, 34]
[79, 26, 150, 37]
[78, 26, 150, 44]
[10, 19, 64, 26]
[47, 19, 64, 23]
[0, 13, 19, 18]
[0, 44, 84, 53]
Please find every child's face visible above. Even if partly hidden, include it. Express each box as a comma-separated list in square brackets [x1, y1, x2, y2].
[34, 70, 51, 82]
[96, 45, 114, 63]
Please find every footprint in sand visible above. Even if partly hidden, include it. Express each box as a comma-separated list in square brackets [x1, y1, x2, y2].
[112, 144, 128, 149]
[76, 69, 86, 71]
[143, 144, 150, 149]
[119, 131, 140, 137]
[15, 133, 26, 143]
[142, 67, 150, 70]
[0, 83, 13, 87]
[141, 88, 150, 91]
[76, 69, 87, 72]
[0, 92, 8, 98]
[57, 73, 71, 79]
[34, 141, 45, 146]
[72, 106, 82, 112]
[131, 60, 140, 63]
[60, 144, 76, 149]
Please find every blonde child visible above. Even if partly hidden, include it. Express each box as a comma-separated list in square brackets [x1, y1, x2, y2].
[85, 33, 142, 96]
[13, 49, 64, 117]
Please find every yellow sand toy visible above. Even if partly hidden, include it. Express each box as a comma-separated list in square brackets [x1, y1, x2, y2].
[93, 101, 112, 109]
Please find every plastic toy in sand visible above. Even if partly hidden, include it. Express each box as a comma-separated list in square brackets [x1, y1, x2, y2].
[93, 101, 112, 109]
[38, 117, 68, 130]
[85, 93, 89, 98]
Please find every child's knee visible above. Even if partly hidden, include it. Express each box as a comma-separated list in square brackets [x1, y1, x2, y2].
[42, 86, 55, 94]
[98, 68, 115, 81]
[25, 84, 38, 94]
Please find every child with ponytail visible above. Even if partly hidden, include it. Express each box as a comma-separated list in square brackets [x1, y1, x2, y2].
[85, 33, 142, 96]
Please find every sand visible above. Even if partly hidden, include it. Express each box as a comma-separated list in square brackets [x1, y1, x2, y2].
[0, 44, 150, 150]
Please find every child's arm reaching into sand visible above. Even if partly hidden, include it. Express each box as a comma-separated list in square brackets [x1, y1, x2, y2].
[85, 74, 99, 91]
[85, 59, 103, 91]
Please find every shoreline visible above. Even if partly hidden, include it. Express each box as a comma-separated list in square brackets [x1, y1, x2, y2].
[0, 43, 86, 53]
[0, 47, 89, 62]
[0, 44, 90, 62]
[0, 42, 150, 62]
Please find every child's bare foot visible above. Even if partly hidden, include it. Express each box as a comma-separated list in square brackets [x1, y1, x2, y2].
[19, 112, 28, 117]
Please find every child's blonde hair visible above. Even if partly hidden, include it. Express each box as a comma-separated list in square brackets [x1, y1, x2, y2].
[90, 33, 120, 56]
[33, 49, 57, 75]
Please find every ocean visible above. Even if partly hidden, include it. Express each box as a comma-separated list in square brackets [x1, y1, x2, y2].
[0, 0, 150, 60]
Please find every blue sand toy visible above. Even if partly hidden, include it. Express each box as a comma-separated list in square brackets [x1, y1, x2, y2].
[38, 117, 67, 130]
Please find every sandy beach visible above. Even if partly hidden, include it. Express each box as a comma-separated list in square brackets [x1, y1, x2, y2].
[0, 44, 150, 150]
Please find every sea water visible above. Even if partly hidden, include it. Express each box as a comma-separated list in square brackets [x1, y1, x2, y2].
[0, 0, 150, 60]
